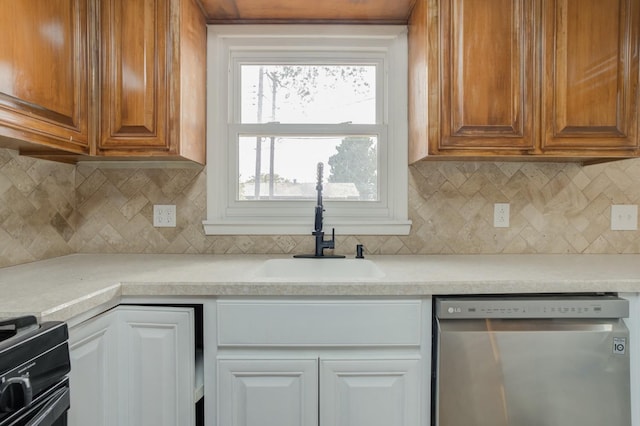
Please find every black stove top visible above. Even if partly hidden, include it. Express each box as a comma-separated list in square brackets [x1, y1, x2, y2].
[0, 317, 39, 342]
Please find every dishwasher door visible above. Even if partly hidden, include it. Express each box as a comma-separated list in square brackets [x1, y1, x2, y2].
[434, 318, 631, 426]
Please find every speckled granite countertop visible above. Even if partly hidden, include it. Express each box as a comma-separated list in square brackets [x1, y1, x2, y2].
[2, 253, 640, 321]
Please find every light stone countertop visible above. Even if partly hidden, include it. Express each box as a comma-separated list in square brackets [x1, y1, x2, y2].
[2, 253, 640, 321]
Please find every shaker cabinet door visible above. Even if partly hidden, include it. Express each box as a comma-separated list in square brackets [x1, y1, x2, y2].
[541, 0, 640, 152]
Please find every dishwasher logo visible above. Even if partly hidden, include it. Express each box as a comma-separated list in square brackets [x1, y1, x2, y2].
[613, 337, 627, 355]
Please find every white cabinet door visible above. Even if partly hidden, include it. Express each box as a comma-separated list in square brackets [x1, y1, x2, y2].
[68, 309, 119, 426]
[218, 359, 319, 426]
[118, 306, 195, 426]
[320, 359, 421, 426]
[69, 306, 195, 426]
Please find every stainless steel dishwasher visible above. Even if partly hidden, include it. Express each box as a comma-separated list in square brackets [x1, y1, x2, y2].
[433, 295, 631, 426]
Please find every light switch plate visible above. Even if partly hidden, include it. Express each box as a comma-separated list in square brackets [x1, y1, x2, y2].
[611, 205, 638, 231]
[154, 205, 176, 227]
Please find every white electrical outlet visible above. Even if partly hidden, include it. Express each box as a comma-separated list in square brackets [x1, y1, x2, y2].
[153, 205, 176, 227]
[494, 203, 510, 228]
[611, 205, 638, 230]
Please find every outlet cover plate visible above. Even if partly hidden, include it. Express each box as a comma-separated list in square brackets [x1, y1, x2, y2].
[611, 205, 638, 231]
[154, 204, 176, 227]
[494, 203, 510, 228]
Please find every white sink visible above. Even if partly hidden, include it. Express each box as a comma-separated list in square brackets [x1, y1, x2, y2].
[253, 258, 385, 280]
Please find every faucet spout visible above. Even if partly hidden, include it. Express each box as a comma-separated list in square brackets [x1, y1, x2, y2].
[314, 162, 324, 233]
[294, 162, 345, 259]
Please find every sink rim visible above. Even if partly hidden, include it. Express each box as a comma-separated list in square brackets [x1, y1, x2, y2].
[252, 258, 386, 280]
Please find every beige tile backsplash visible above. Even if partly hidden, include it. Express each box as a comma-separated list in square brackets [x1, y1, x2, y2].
[2, 146, 640, 267]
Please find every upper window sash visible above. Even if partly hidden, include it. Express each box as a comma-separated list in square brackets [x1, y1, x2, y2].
[230, 55, 386, 126]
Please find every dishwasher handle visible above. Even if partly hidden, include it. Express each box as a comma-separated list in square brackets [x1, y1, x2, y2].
[437, 318, 629, 334]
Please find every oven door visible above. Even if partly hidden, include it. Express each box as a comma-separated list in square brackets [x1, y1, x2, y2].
[0, 378, 69, 426]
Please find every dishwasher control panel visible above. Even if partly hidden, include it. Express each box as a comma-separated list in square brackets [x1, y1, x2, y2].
[436, 295, 629, 319]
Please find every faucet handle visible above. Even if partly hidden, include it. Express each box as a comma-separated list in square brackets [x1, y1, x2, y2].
[356, 244, 365, 259]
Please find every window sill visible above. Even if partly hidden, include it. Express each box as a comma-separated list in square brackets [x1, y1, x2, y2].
[202, 219, 412, 235]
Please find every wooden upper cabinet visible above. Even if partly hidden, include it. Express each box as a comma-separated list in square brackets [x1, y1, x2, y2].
[97, 0, 206, 163]
[0, 0, 90, 155]
[439, 0, 535, 152]
[541, 0, 640, 153]
[409, 0, 640, 162]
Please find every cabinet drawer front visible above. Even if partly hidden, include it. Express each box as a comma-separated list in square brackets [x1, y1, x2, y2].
[217, 300, 422, 347]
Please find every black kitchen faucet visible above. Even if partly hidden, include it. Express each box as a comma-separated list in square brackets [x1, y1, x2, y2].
[294, 162, 345, 258]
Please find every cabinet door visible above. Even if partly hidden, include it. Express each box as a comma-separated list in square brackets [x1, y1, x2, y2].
[320, 359, 421, 426]
[541, 0, 640, 153]
[118, 306, 195, 426]
[218, 359, 319, 426]
[97, 0, 206, 163]
[68, 310, 119, 426]
[0, 0, 90, 154]
[437, 0, 535, 153]
[69, 306, 195, 426]
[98, 0, 169, 152]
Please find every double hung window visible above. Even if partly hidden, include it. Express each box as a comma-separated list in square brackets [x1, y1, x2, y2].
[204, 26, 410, 235]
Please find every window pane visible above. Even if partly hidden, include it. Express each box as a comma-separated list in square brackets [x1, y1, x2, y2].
[238, 135, 378, 201]
[240, 65, 376, 124]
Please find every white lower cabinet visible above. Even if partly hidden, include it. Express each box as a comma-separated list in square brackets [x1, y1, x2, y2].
[67, 308, 118, 426]
[218, 359, 319, 426]
[320, 358, 420, 426]
[68, 306, 195, 426]
[217, 357, 420, 426]
[215, 299, 429, 426]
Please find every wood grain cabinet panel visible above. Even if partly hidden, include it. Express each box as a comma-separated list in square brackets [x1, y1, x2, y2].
[409, 0, 640, 161]
[99, 0, 168, 148]
[0, 0, 90, 154]
[439, 0, 535, 152]
[0, 0, 206, 164]
[541, 0, 640, 153]
[97, 0, 206, 163]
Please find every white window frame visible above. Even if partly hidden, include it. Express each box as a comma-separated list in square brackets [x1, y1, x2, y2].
[203, 25, 411, 235]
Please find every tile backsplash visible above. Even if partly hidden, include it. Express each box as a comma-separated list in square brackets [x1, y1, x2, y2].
[0, 149, 76, 267]
[2, 146, 640, 267]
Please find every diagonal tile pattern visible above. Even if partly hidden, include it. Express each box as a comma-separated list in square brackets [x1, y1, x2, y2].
[0, 149, 76, 267]
[2, 146, 640, 268]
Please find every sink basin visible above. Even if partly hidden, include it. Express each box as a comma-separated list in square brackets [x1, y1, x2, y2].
[253, 258, 385, 280]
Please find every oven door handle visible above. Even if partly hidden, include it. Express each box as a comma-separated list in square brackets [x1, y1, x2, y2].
[24, 386, 69, 426]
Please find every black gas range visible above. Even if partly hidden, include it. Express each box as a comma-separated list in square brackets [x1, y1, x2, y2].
[0, 316, 70, 426]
